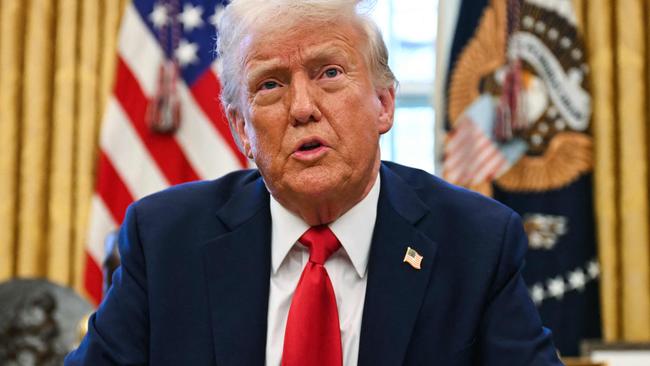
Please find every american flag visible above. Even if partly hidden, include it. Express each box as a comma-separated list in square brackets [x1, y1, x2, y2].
[443, 114, 510, 187]
[403, 247, 423, 270]
[442, 96, 526, 188]
[83, 0, 245, 305]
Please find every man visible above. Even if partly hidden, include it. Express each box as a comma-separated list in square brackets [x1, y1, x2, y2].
[66, 0, 564, 365]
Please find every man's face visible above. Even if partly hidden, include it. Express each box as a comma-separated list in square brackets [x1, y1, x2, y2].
[230, 20, 395, 206]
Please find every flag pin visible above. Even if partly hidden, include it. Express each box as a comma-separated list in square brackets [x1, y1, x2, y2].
[403, 246, 423, 270]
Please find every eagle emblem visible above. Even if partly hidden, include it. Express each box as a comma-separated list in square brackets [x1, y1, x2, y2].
[444, 0, 592, 195]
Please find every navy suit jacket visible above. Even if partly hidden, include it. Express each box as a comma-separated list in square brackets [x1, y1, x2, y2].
[66, 162, 563, 365]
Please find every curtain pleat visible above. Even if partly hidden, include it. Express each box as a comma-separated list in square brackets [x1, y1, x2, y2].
[615, 0, 650, 341]
[71, 0, 101, 298]
[47, 0, 79, 285]
[588, 0, 620, 342]
[572, 0, 584, 32]
[0, 0, 25, 281]
[17, 0, 55, 277]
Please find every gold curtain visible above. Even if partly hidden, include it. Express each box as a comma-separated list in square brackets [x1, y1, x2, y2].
[0, 0, 127, 296]
[573, 0, 650, 341]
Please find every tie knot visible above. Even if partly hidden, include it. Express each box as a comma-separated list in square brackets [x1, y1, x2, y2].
[298, 226, 341, 265]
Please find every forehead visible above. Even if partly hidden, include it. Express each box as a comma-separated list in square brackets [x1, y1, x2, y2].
[241, 20, 366, 69]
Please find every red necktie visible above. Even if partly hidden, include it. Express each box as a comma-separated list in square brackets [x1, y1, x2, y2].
[282, 226, 343, 366]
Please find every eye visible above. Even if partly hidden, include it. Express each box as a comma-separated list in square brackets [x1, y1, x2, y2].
[259, 80, 280, 90]
[322, 67, 341, 79]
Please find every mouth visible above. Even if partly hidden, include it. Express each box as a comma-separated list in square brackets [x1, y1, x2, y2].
[294, 137, 328, 152]
[292, 137, 329, 161]
[298, 140, 323, 152]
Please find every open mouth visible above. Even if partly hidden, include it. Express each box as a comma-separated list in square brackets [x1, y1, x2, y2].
[298, 141, 323, 151]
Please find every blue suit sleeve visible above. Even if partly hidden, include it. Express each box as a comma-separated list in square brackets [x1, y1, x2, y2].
[65, 204, 149, 365]
[479, 212, 565, 366]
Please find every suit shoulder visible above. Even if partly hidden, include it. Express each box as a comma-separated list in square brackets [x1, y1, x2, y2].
[383, 161, 515, 224]
[133, 169, 261, 215]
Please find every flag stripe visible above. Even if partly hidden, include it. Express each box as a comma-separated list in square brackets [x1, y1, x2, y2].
[85, 197, 118, 307]
[444, 128, 486, 182]
[456, 139, 499, 184]
[96, 152, 135, 223]
[475, 156, 508, 185]
[448, 132, 491, 172]
[445, 124, 483, 159]
[176, 83, 244, 178]
[100, 99, 168, 198]
[444, 118, 474, 153]
[189, 69, 247, 167]
[114, 57, 200, 184]
[459, 150, 497, 185]
[86, 196, 118, 265]
[444, 123, 483, 168]
[471, 146, 509, 184]
[84, 252, 104, 306]
[443, 114, 512, 186]
[118, 4, 160, 97]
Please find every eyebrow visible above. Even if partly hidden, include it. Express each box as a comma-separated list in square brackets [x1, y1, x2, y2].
[244, 41, 357, 84]
[245, 59, 285, 87]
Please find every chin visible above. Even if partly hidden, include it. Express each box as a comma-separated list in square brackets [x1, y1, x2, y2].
[287, 166, 347, 198]
[292, 178, 340, 199]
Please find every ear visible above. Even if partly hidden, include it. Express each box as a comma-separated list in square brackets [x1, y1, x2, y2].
[226, 105, 253, 159]
[376, 86, 395, 135]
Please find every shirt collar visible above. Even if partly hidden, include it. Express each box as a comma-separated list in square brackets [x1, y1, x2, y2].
[269, 174, 380, 278]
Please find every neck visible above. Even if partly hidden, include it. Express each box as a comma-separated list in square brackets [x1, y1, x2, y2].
[273, 162, 380, 226]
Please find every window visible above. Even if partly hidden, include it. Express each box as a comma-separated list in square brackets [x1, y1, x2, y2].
[368, 0, 438, 173]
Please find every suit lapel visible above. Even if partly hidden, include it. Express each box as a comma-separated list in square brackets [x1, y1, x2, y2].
[201, 176, 271, 366]
[358, 165, 439, 366]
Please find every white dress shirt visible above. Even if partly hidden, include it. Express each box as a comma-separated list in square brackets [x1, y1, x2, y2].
[265, 175, 380, 366]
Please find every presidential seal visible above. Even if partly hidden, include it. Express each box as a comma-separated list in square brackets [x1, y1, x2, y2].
[444, 0, 592, 195]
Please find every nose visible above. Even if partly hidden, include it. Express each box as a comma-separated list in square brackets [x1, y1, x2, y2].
[289, 74, 322, 124]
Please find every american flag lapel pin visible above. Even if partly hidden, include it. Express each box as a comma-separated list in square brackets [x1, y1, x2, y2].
[403, 246, 423, 270]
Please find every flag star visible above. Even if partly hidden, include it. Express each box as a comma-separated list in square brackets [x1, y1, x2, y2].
[210, 5, 226, 28]
[587, 260, 600, 279]
[568, 269, 587, 291]
[149, 3, 169, 29]
[530, 284, 545, 306]
[175, 39, 199, 67]
[547, 276, 566, 300]
[178, 4, 204, 32]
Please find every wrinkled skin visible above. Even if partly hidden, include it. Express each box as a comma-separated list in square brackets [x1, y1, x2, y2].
[228, 19, 395, 225]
